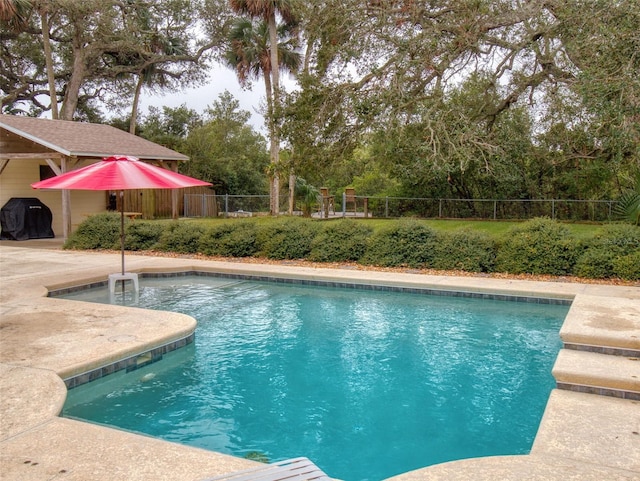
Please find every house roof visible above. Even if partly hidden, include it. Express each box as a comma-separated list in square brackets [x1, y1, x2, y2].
[0, 114, 188, 162]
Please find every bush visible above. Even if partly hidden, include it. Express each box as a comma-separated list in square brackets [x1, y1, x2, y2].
[433, 229, 497, 272]
[155, 221, 205, 253]
[360, 220, 438, 268]
[308, 220, 373, 262]
[199, 221, 259, 257]
[64, 213, 121, 250]
[124, 221, 164, 251]
[612, 250, 640, 281]
[574, 223, 640, 279]
[495, 218, 580, 275]
[256, 217, 319, 259]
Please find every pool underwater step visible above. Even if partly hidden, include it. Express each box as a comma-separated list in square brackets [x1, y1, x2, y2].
[553, 349, 640, 400]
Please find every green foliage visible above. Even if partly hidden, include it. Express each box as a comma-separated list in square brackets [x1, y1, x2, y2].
[495, 218, 580, 275]
[155, 221, 205, 254]
[309, 220, 373, 262]
[139, 105, 202, 152]
[612, 251, 640, 281]
[614, 182, 640, 225]
[64, 213, 121, 250]
[433, 229, 497, 272]
[574, 224, 640, 279]
[181, 92, 269, 195]
[199, 221, 259, 257]
[360, 220, 438, 268]
[256, 218, 319, 259]
[63, 216, 635, 280]
[124, 222, 164, 251]
[295, 177, 320, 217]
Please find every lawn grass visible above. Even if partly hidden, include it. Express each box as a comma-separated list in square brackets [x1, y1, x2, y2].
[178, 216, 601, 239]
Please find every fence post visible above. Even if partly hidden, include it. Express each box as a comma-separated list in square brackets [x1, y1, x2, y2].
[552, 199, 555, 219]
[184, 194, 188, 218]
[225, 194, 229, 218]
[439, 199, 442, 218]
[493, 200, 497, 220]
[385, 197, 389, 218]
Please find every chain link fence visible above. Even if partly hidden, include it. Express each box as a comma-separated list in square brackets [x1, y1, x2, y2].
[184, 193, 618, 222]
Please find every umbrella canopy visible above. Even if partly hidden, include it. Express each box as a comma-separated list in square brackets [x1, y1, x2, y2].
[31, 154, 211, 190]
[31, 155, 211, 279]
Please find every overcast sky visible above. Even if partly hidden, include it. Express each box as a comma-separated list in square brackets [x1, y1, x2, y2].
[140, 63, 272, 134]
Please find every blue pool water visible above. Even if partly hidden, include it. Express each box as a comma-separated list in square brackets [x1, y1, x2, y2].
[62, 277, 568, 481]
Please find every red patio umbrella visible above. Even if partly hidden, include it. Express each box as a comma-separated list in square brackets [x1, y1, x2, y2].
[32, 155, 211, 277]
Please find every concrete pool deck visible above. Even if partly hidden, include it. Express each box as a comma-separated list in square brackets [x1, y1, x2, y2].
[0, 242, 638, 481]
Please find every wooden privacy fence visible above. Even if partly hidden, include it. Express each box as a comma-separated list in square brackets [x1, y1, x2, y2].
[115, 186, 214, 219]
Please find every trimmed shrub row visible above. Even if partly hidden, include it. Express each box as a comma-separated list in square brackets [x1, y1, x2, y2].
[65, 216, 640, 280]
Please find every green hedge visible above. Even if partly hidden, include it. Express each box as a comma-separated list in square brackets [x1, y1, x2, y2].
[199, 221, 259, 257]
[256, 217, 320, 260]
[64, 212, 121, 250]
[574, 224, 640, 280]
[309, 219, 372, 262]
[495, 218, 581, 276]
[155, 221, 205, 254]
[66, 215, 639, 280]
[124, 221, 164, 251]
[433, 229, 497, 272]
[360, 220, 438, 268]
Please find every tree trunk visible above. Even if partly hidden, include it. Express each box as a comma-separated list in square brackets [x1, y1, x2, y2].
[288, 170, 296, 215]
[130, 74, 144, 134]
[40, 7, 58, 119]
[268, 13, 280, 215]
[60, 30, 87, 120]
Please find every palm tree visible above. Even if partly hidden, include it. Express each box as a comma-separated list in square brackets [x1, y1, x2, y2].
[229, 0, 299, 215]
[225, 17, 300, 113]
[0, 0, 30, 25]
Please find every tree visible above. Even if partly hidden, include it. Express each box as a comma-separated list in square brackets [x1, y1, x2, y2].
[228, 0, 300, 214]
[224, 15, 300, 212]
[280, 0, 639, 202]
[1, 0, 223, 120]
[137, 104, 202, 152]
[181, 91, 269, 195]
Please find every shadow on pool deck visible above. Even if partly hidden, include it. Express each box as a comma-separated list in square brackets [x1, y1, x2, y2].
[0, 245, 639, 481]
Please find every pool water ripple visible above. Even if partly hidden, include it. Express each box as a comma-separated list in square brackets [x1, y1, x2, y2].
[62, 277, 568, 481]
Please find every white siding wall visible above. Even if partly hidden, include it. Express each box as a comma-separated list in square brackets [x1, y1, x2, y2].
[0, 160, 106, 237]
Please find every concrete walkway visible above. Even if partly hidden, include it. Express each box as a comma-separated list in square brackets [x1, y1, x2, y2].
[0, 243, 638, 480]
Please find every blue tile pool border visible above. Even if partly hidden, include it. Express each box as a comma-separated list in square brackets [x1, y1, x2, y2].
[63, 333, 194, 390]
[49, 270, 573, 306]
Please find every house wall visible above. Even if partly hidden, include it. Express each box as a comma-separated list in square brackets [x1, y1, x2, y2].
[0, 159, 106, 237]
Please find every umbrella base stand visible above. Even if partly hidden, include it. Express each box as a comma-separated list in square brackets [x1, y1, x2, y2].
[108, 273, 139, 295]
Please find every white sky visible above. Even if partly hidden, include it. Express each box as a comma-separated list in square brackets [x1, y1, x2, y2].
[139, 63, 279, 134]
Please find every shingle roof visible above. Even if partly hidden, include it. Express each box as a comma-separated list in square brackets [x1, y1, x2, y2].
[0, 115, 188, 161]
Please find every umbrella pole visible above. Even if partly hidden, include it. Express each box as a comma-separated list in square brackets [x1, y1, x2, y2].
[120, 190, 125, 276]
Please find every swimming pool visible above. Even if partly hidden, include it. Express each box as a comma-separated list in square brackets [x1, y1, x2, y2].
[62, 276, 569, 481]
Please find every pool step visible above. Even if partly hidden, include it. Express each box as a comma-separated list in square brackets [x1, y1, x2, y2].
[553, 349, 640, 400]
[558, 294, 640, 357]
[201, 457, 331, 481]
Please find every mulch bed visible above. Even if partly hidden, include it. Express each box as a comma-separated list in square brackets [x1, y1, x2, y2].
[92, 248, 639, 287]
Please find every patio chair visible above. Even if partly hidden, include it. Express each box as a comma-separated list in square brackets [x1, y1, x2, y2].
[319, 187, 334, 218]
[344, 188, 356, 215]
